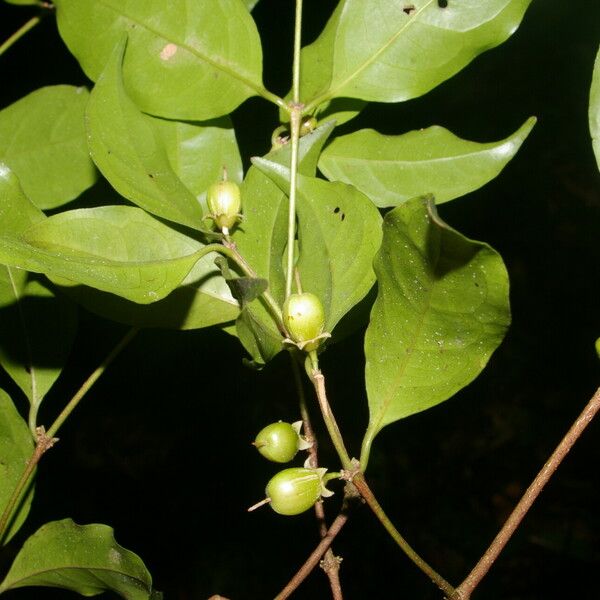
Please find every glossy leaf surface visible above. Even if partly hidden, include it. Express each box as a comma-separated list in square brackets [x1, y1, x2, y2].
[362, 196, 510, 465]
[590, 44, 600, 170]
[0, 519, 154, 599]
[0, 86, 97, 209]
[302, 0, 532, 112]
[319, 118, 536, 207]
[252, 160, 382, 335]
[230, 123, 335, 364]
[0, 389, 34, 545]
[0, 204, 211, 304]
[54, 0, 264, 120]
[87, 38, 203, 230]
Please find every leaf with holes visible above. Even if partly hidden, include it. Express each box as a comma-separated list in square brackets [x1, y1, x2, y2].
[301, 0, 532, 115]
[54, 0, 264, 120]
[319, 118, 536, 207]
[361, 196, 510, 467]
[251, 159, 382, 336]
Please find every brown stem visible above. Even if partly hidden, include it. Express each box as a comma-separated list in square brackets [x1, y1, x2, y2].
[292, 355, 343, 599]
[454, 386, 600, 600]
[0, 428, 56, 543]
[274, 509, 350, 600]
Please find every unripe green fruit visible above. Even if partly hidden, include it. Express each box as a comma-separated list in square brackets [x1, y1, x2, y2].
[254, 421, 300, 463]
[207, 180, 241, 230]
[266, 468, 322, 515]
[283, 293, 326, 352]
[299, 116, 317, 137]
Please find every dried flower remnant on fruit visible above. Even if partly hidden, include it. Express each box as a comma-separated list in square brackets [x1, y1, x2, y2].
[282, 293, 331, 352]
[253, 420, 311, 463]
[205, 168, 242, 235]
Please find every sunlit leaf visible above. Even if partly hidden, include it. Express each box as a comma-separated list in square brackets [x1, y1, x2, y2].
[54, 0, 265, 120]
[0, 204, 214, 304]
[0, 519, 154, 599]
[361, 196, 510, 467]
[251, 160, 382, 335]
[302, 0, 532, 114]
[319, 118, 536, 207]
[0, 86, 97, 209]
[0, 389, 34, 545]
[87, 38, 204, 230]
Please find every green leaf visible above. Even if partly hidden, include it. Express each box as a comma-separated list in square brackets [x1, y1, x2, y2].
[0, 389, 34, 545]
[361, 196, 510, 467]
[302, 0, 532, 112]
[319, 118, 536, 207]
[0, 163, 46, 234]
[0, 86, 97, 210]
[51, 252, 239, 330]
[590, 44, 600, 171]
[54, 0, 264, 120]
[0, 275, 77, 406]
[0, 518, 154, 599]
[229, 122, 335, 364]
[86, 37, 204, 230]
[251, 160, 382, 335]
[0, 205, 214, 304]
[243, 0, 260, 10]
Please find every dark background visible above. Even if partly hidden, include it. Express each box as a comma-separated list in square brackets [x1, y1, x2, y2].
[1, 1, 599, 599]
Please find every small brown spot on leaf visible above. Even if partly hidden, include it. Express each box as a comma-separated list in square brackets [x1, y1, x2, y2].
[160, 43, 178, 61]
[333, 207, 340, 214]
[403, 4, 416, 14]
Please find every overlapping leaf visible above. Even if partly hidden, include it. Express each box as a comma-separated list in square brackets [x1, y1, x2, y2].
[0, 86, 97, 209]
[0, 519, 154, 599]
[230, 122, 335, 364]
[54, 0, 264, 120]
[0, 202, 216, 305]
[86, 38, 204, 230]
[252, 160, 382, 335]
[319, 118, 536, 207]
[0, 390, 34, 545]
[300, 0, 532, 116]
[361, 196, 510, 467]
[590, 44, 600, 170]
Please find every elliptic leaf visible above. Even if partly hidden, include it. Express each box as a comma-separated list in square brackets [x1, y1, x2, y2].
[0, 275, 77, 406]
[0, 86, 97, 209]
[54, 0, 264, 120]
[51, 253, 239, 330]
[362, 196, 510, 467]
[590, 44, 600, 170]
[302, 0, 532, 112]
[86, 38, 204, 230]
[319, 118, 536, 207]
[0, 205, 215, 304]
[251, 160, 382, 335]
[0, 389, 34, 545]
[0, 519, 154, 599]
[229, 123, 335, 364]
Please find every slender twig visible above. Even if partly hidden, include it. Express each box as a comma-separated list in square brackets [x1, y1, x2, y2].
[291, 354, 343, 599]
[454, 386, 600, 600]
[309, 365, 353, 471]
[0, 428, 55, 544]
[0, 16, 42, 58]
[352, 473, 456, 598]
[47, 328, 138, 438]
[274, 509, 350, 600]
[285, 0, 304, 299]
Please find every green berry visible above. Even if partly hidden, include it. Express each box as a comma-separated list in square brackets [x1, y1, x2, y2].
[299, 116, 317, 137]
[254, 421, 300, 463]
[265, 468, 323, 515]
[283, 293, 326, 352]
[207, 180, 241, 231]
